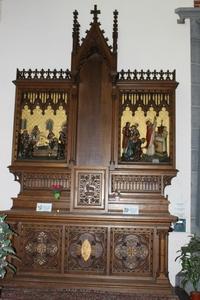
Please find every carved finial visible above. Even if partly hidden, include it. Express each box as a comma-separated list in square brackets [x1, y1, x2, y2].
[173, 70, 176, 80]
[113, 10, 118, 53]
[77, 22, 80, 45]
[90, 4, 101, 23]
[72, 10, 80, 52]
[73, 10, 78, 31]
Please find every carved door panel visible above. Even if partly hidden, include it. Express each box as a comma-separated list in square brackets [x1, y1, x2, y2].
[17, 223, 62, 273]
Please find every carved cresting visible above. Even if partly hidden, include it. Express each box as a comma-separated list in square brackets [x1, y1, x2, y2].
[118, 69, 176, 81]
[19, 224, 61, 271]
[16, 68, 72, 80]
[111, 228, 153, 275]
[66, 226, 107, 273]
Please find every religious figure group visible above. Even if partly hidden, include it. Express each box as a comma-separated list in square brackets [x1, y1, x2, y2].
[18, 124, 66, 159]
[122, 122, 145, 161]
[121, 118, 168, 162]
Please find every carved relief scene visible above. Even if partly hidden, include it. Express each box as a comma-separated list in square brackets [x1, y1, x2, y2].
[120, 89, 171, 164]
[17, 89, 68, 160]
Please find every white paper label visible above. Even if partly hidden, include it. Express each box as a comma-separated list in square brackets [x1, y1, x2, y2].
[36, 203, 52, 212]
[123, 205, 139, 215]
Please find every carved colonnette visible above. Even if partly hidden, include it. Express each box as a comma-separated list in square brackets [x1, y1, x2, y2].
[2, 5, 178, 300]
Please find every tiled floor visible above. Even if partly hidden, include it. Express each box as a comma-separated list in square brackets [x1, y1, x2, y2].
[0, 287, 181, 300]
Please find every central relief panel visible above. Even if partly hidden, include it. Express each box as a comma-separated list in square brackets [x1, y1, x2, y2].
[72, 167, 107, 211]
[65, 226, 107, 274]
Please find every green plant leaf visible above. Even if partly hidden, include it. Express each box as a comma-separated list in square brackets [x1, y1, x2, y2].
[0, 269, 6, 278]
[0, 215, 17, 279]
[175, 234, 200, 291]
[3, 246, 16, 255]
[7, 262, 17, 273]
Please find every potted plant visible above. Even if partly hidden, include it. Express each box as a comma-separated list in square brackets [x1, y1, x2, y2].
[0, 215, 17, 279]
[175, 234, 200, 300]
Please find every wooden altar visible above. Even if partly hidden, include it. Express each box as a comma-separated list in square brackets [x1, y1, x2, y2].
[2, 5, 179, 299]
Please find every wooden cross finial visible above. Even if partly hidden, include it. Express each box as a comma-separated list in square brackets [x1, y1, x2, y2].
[90, 4, 100, 22]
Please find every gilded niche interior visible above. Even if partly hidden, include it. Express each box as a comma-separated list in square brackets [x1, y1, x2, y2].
[120, 91, 171, 163]
[18, 87, 69, 160]
[5, 5, 179, 298]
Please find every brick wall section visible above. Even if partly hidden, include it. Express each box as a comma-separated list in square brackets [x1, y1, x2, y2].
[194, 0, 200, 7]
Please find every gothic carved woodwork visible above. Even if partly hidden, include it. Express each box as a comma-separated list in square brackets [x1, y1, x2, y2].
[9, 215, 169, 278]
[4, 5, 178, 299]
[13, 83, 71, 162]
[118, 89, 173, 164]
[111, 227, 153, 275]
[6, 214, 176, 294]
[66, 226, 107, 273]
[72, 167, 107, 211]
[111, 174, 162, 194]
[157, 229, 170, 280]
[21, 171, 71, 192]
[18, 224, 62, 272]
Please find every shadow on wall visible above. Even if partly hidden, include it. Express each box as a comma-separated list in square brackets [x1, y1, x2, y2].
[175, 287, 190, 300]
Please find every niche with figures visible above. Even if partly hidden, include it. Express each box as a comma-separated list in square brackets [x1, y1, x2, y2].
[13, 75, 71, 162]
[119, 89, 171, 164]
[18, 91, 68, 160]
[116, 69, 176, 166]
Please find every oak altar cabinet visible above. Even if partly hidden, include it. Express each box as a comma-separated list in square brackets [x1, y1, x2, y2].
[3, 5, 179, 299]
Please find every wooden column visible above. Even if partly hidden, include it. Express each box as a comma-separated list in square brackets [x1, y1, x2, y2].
[68, 84, 78, 165]
[157, 229, 169, 281]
